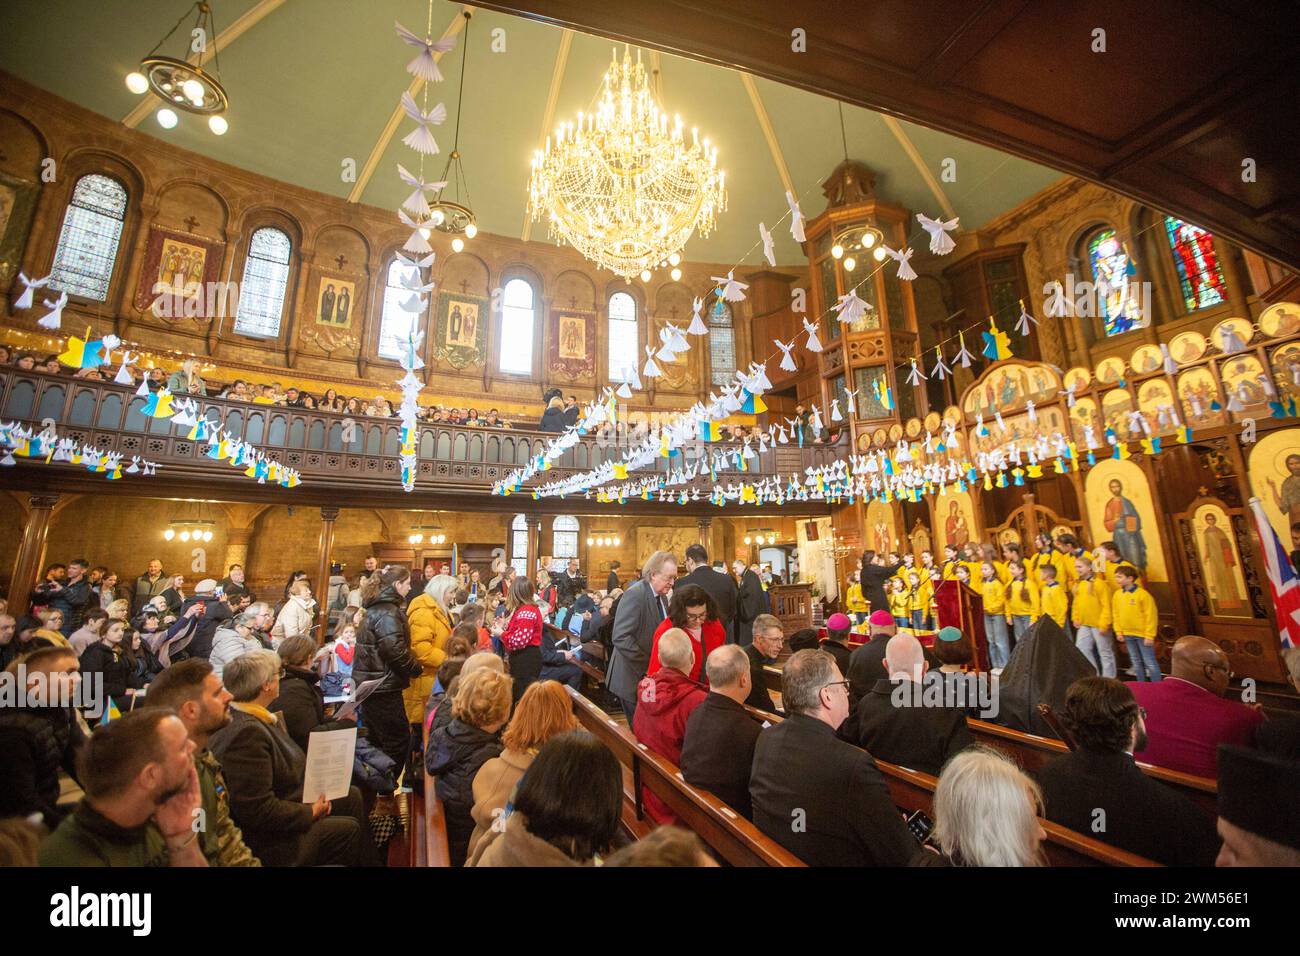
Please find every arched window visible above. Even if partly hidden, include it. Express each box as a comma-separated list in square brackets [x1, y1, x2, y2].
[510, 513, 529, 576]
[499, 278, 536, 374]
[552, 515, 579, 560]
[1085, 227, 1145, 336]
[378, 259, 423, 361]
[608, 292, 638, 383]
[1164, 217, 1228, 312]
[49, 174, 127, 301]
[234, 227, 292, 337]
[708, 298, 737, 385]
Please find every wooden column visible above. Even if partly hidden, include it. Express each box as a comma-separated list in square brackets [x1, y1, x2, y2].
[10, 494, 59, 618]
[697, 518, 712, 548]
[526, 516, 542, 578]
[314, 506, 339, 642]
[224, 527, 252, 577]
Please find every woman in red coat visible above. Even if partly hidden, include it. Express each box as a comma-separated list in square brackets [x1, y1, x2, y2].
[647, 584, 726, 686]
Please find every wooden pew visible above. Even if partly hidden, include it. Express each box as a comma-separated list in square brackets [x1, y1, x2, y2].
[565, 686, 805, 867]
[966, 718, 1219, 818]
[737, 703, 1157, 866]
[408, 712, 452, 867]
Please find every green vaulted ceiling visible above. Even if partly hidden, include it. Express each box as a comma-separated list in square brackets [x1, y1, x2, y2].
[0, 0, 1064, 266]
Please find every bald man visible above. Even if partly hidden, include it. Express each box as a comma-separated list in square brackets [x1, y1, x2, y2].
[1126, 636, 1264, 779]
[839, 633, 973, 774]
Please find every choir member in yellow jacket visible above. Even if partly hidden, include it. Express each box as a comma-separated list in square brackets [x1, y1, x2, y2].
[980, 544, 1012, 583]
[940, 545, 964, 581]
[1112, 564, 1162, 682]
[906, 570, 934, 631]
[1037, 563, 1069, 628]
[979, 562, 1011, 669]
[888, 577, 911, 629]
[1005, 560, 1040, 641]
[1071, 556, 1115, 677]
[844, 571, 870, 624]
[1054, 533, 1092, 589]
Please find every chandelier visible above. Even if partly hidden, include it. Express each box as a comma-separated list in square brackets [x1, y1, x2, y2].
[528, 47, 726, 280]
[124, 1, 231, 135]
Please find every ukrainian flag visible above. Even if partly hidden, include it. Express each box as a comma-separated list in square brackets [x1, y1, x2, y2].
[100, 697, 121, 726]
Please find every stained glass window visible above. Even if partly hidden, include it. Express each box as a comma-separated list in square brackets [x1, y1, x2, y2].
[608, 292, 638, 383]
[708, 299, 736, 386]
[499, 278, 535, 374]
[49, 174, 127, 301]
[234, 227, 292, 338]
[552, 515, 579, 559]
[1165, 217, 1228, 312]
[511, 513, 529, 577]
[1087, 228, 1144, 336]
[378, 259, 422, 361]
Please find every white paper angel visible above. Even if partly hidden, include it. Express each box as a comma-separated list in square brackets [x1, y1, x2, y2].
[775, 339, 798, 372]
[395, 20, 457, 82]
[396, 250, 436, 271]
[1159, 343, 1178, 375]
[114, 352, 139, 386]
[15, 272, 51, 310]
[710, 270, 748, 303]
[37, 292, 68, 330]
[905, 358, 926, 387]
[687, 298, 708, 336]
[834, 289, 871, 326]
[642, 346, 661, 378]
[1044, 281, 1074, 318]
[844, 387, 859, 417]
[931, 346, 952, 381]
[882, 245, 917, 281]
[1014, 301, 1037, 336]
[953, 333, 975, 368]
[830, 398, 843, 423]
[785, 191, 806, 243]
[809, 403, 823, 433]
[916, 213, 959, 256]
[1026, 399, 1037, 423]
[400, 91, 447, 155]
[776, 424, 789, 445]
[396, 165, 447, 217]
[802, 318, 823, 353]
[759, 222, 776, 267]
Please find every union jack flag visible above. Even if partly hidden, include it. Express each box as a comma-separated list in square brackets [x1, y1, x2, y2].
[1249, 498, 1299, 649]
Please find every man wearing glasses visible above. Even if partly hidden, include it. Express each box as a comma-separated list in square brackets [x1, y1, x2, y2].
[606, 551, 678, 724]
[1126, 636, 1264, 779]
[749, 649, 924, 867]
[743, 614, 784, 713]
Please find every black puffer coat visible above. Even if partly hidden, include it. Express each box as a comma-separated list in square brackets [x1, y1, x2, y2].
[426, 718, 503, 866]
[354, 585, 422, 693]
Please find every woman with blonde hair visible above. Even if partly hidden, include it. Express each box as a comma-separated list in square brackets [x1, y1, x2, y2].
[271, 578, 316, 645]
[931, 746, 1047, 866]
[105, 598, 130, 621]
[467, 680, 578, 856]
[426, 667, 512, 866]
[404, 573, 456, 768]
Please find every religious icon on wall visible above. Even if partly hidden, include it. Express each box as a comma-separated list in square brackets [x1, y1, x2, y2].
[942, 496, 971, 549]
[1177, 367, 1225, 427]
[0, 171, 39, 285]
[961, 362, 1060, 419]
[1212, 318, 1254, 355]
[133, 226, 225, 318]
[1069, 397, 1099, 447]
[1260, 302, 1300, 340]
[1191, 503, 1249, 617]
[866, 500, 897, 556]
[1064, 366, 1091, 394]
[908, 520, 932, 560]
[433, 291, 488, 370]
[1248, 428, 1300, 543]
[1221, 356, 1273, 414]
[1270, 343, 1300, 402]
[1095, 357, 1126, 385]
[1170, 331, 1209, 365]
[1085, 458, 1168, 582]
[314, 276, 355, 327]
[1130, 344, 1163, 375]
[548, 309, 595, 380]
[0, 182, 15, 240]
[1137, 380, 1178, 434]
[1101, 388, 1135, 437]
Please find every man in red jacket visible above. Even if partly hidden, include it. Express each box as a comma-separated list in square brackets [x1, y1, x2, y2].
[633, 628, 706, 824]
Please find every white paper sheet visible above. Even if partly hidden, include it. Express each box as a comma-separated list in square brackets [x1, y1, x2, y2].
[301, 727, 357, 803]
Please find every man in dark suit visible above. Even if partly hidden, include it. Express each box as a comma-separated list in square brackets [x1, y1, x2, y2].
[840, 634, 974, 775]
[743, 614, 784, 713]
[554, 557, 587, 609]
[819, 613, 853, 675]
[605, 561, 622, 594]
[749, 649, 922, 867]
[605, 551, 678, 724]
[680, 645, 763, 819]
[858, 550, 903, 616]
[847, 610, 941, 706]
[732, 560, 767, 646]
[1037, 676, 1218, 866]
[679, 545, 738, 643]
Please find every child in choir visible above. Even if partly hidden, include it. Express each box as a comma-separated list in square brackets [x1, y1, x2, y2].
[953, 563, 972, 588]
[844, 570, 870, 625]
[1071, 556, 1115, 677]
[1005, 560, 1039, 641]
[920, 550, 939, 583]
[906, 569, 933, 631]
[979, 562, 1011, 670]
[940, 545, 962, 580]
[1112, 564, 1161, 682]
[1037, 563, 1068, 629]
[888, 577, 911, 630]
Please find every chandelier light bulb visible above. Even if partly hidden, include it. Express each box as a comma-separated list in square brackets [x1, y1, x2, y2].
[844, 256, 856, 272]
[668, 252, 681, 266]
[613, 537, 620, 546]
[831, 244, 844, 259]
[156, 107, 179, 129]
[179, 530, 191, 542]
[182, 78, 205, 103]
[744, 536, 752, 545]
[208, 114, 228, 135]
[670, 267, 681, 281]
[464, 223, 477, 238]
[163, 528, 175, 541]
[451, 237, 464, 253]
[203, 530, 213, 542]
[640, 269, 651, 282]
[126, 71, 149, 95]
[873, 245, 888, 262]
[587, 536, 595, 546]
[430, 209, 446, 226]
[862, 232, 877, 249]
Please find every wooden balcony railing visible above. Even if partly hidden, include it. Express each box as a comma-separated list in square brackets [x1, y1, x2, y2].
[0, 370, 847, 502]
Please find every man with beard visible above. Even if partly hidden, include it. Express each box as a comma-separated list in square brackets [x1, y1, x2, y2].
[1036, 676, 1217, 866]
[38, 709, 209, 866]
[144, 660, 260, 866]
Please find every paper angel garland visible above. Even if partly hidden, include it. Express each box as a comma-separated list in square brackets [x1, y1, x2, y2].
[687, 298, 709, 335]
[905, 358, 926, 387]
[775, 339, 798, 372]
[15, 272, 50, 310]
[711, 270, 748, 303]
[844, 387, 858, 417]
[1014, 300, 1037, 336]
[785, 191, 806, 243]
[830, 398, 843, 422]
[38, 293, 68, 330]
[931, 346, 952, 380]
[394, 20, 456, 82]
[834, 289, 870, 327]
[396, 165, 446, 217]
[642, 346, 661, 378]
[882, 245, 916, 281]
[759, 222, 776, 267]
[396, 251, 436, 271]
[400, 91, 447, 155]
[1160, 343, 1178, 375]
[802, 318, 823, 353]
[953, 330, 976, 368]
[916, 213, 959, 255]
[981, 316, 1013, 361]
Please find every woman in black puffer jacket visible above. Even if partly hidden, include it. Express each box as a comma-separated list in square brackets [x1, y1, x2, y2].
[354, 566, 421, 809]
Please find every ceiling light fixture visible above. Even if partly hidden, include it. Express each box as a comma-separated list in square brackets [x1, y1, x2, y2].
[427, 9, 477, 245]
[125, 1, 231, 136]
